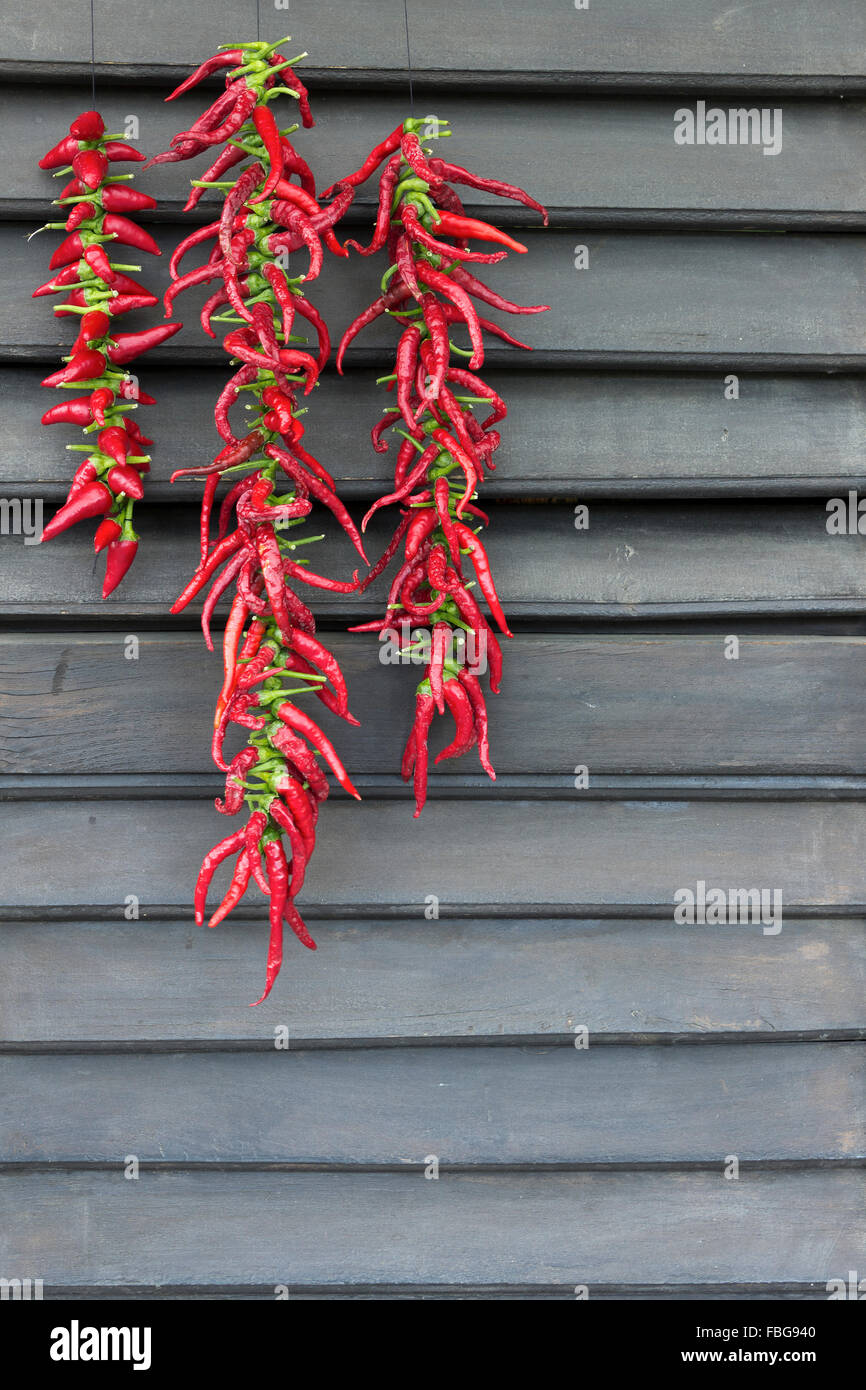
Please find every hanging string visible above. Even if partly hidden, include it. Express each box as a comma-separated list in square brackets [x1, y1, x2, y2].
[256, 0, 261, 43]
[402, 0, 415, 116]
[89, 0, 96, 103]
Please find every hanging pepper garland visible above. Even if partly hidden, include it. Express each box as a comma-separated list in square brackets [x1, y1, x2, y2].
[150, 39, 363, 1002]
[34, 110, 181, 595]
[334, 118, 549, 815]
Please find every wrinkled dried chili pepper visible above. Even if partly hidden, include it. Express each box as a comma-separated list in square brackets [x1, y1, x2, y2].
[337, 117, 548, 813]
[34, 110, 179, 595]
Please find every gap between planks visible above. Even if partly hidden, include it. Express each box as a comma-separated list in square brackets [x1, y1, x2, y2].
[11, 1279, 842, 1300]
[2, 62, 864, 95]
[1, 1031, 864, 1054]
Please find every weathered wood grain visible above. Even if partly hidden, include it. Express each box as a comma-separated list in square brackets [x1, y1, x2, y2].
[0, 798, 863, 910]
[5, 368, 866, 499]
[1, 502, 863, 621]
[3, 633, 865, 777]
[0, 1169, 861, 1293]
[3, 917, 862, 1044]
[2, 0, 864, 79]
[7, 87, 866, 218]
[3, 1043, 862, 1165]
[8, 225, 866, 365]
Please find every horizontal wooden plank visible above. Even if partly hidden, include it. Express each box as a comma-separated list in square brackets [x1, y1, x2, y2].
[1, 502, 864, 622]
[3, 917, 863, 1045]
[9, 87, 866, 219]
[2, 0, 864, 81]
[9, 226, 866, 366]
[5, 368, 866, 499]
[3, 633, 866, 778]
[3, 1043, 861, 1165]
[1, 798, 864, 912]
[0, 1169, 861, 1293]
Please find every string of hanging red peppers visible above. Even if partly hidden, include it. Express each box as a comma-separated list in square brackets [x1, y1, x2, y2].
[34, 110, 181, 595]
[148, 38, 363, 1002]
[333, 118, 548, 814]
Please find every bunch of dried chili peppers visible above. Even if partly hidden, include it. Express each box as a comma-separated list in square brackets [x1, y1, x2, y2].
[34, 110, 180, 594]
[151, 39, 362, 1002]
[335, 118, 548, 814]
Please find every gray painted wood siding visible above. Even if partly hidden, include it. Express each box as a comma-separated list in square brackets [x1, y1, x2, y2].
[0, 0, 863, 1299]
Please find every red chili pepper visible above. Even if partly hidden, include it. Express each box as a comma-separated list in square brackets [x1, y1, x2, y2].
[212, 591, 250, 741]
[400, 132, 445, 188]
[48, 233, 93, 270]
[289, 628, 355, 718]
[253, 839, 288, 1005]
[431, 428, 479, 518]
[428, 156, 549, 225]
[208, 850, 251, 929]
[183, 142, 248, 213]
[415, 261, 485, 368]
[451, 520, 511, 636]
[83, 245, 116, 283]
[94, 517, 123, 553]
[90, 388, 115, 425]
[102, 538, 139, 598]
[65, 202, 96, 232]
[32, 263, 81, 296]
[105, 322, 182, 364]
[450, 580, 503, 693]
[69, 110, 105, 140]
[171, 531, 244, 615]
[66, 291, 158, 317]
[268, 798, 308, 896]
[106, 464, 145, 500]
[102, 214, 162, 257]
[433, 210, 528, 254]
[118, 379, 157, 404]
[457, 668, 495, 780]
[166, 50, 244, 101]
[194, 827, 247, 926]
[449, 264, 550, 317]
[292, 294, 331, 373]
[250, 105, 284, 203]
[200, 550, 246, 651]
[100, 185, 158, 214]
[41, 349, 107, 388]
[361, 442, 439, 532]
[72, 310, 111, 353]
[275, 774, 317, 857]
[41, 481, 113, 541]
[335, 281, 413, 372]
[433, 476, 461, 563]
[265, 444, 367, 562]
[435, 679, 476, 764]
[103, 141, 146, 163]
[72, 148, 108, 190]
[244, 811, 271, 897]
[96, 426, 130, 467]
[408, 691, 436, 818]
[41, 398, 94, 427]
[400, 204, 508, 267]
[429, 621, 451, 715]
[255, 524, 295, 645]
[326, 125, 403, 193]
[404, 508, 440, 560]
[168, 220, 221, 279]
[38, 135, 80, 169]
[275, 704, 361, 800]
[439, 301, 532, 351]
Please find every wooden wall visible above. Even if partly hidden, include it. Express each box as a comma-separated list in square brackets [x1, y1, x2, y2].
[0, 0, 864, 1298]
